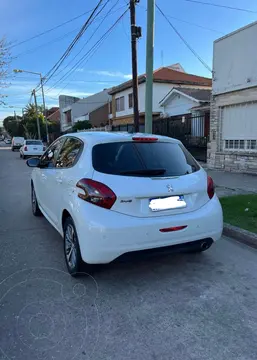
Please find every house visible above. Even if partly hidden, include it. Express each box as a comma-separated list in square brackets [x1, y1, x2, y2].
[159, 87, 211, 137]
[208, 21, 257, 173]
[59, 90, 111, 132]
[46, 107, 60, 123]
[108, 64, 212, 126]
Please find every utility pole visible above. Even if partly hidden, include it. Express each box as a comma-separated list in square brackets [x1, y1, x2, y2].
[40, 74, 49, 144]
[14, 111, 18, 121]
[145, 0, 155, 134]
[130, 0, 141, 133]
[32, 89, 41, 140]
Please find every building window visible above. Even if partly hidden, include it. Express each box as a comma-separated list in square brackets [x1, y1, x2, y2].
[224, 139, 257, 151]
[128, 93, 133, 108]
[115, 96, 125, 112]
[109, 101, 112, 114]
[65, 110, 72, 124]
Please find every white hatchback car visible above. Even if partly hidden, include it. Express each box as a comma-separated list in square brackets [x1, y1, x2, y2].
[26, 132, 223, 276]
[20, 139, 45, 159]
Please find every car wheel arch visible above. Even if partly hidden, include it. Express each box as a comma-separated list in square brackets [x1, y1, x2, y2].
[62, 209, 72, 230]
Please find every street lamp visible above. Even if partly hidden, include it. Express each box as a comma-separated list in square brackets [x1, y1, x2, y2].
[13, 69, 49, 143]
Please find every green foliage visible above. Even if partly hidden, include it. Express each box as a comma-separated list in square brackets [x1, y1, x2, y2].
[3, 116, 23, 137]
[3, 103, 61, 140]
[72, 121, 92, 132]
[220, 194, 257, 234]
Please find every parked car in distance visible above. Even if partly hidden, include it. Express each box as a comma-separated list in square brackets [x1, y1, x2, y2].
[4, 138, 11, 144]
[26, 132, 223, 276]
[20, 139, 45, 159]
[12, 136, 24, 151]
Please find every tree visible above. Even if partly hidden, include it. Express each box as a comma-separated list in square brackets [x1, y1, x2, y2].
[3, 116, 24, 137]
[0, 37, 11, 105]
[24, 103, 43, 118]
[72, 121, 92, 132]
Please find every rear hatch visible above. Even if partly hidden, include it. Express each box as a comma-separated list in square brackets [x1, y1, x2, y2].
[92, 138, 210, 218]
[26, 140, 43, 152]
[13, 137, 24, 146]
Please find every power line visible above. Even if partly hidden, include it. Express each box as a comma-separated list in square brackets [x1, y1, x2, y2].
[44, 8, 129, 94]
[182, 0, 257, 14]
[8, 8, 97, 50]
[15, 4, 126, 59]
[165, 14, 224, 34]
[156, 4, 212, 73]
[138, 3, 223, 35]
[15, 27, 81, 58]
[48, 1, 122, 81]
[41, 0, 108, 87]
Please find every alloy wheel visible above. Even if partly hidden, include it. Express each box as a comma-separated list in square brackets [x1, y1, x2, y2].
[65, 224, 77, 270]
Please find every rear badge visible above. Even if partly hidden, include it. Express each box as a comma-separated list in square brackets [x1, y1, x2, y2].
[166, 184, 173, 192]
[120, 199, 132, 203]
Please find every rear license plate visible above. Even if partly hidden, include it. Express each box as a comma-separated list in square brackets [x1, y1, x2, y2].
[33, 147, 38, 150]
[149, 195, 186, 212]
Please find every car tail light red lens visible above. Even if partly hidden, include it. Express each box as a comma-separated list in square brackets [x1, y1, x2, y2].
[24, 146, 28, 151]
[132, 137, 158, 142]
[76, 178, 117, 209]
[207, 176, 215, 199]
[159, 225, 187, 233]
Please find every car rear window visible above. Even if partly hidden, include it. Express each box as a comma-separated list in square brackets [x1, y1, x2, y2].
[26, 140, 43, 145]
[92, 141, 200, 177]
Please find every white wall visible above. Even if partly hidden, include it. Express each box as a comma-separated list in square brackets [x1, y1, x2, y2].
[114, 82, 210, 117]
[115, 82, 176, 116]
[213, 21, 257, 95]
[163, 93, 198, 116]
[59, 95, 79, 131]
[114, 87, 134, 117]
[71, 90, 110, 122]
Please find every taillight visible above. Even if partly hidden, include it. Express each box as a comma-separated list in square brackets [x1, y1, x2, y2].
[24, 146, 28, 151]
[207, 176, 215, 199]
[159, 225, 187, 233]
[132, 137, 158, 142]
[43, 146, 46, 150]
[76, 178, 116, 209]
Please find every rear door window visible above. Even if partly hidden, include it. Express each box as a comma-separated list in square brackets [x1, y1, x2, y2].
[40, 138, 66, 168]
[26, 140, 43, 145]
[92, 141, 200, 177]
[56, 137, 83, 168]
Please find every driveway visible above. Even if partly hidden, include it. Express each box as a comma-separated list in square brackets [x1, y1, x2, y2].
[1, 146, 257, 360]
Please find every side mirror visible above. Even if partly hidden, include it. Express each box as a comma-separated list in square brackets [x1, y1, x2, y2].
[26, 157, 40, 168]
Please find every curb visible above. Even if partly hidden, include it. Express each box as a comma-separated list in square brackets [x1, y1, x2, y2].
[223, 223, 257, 249]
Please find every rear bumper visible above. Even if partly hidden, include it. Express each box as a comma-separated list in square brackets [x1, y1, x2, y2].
[12, 145, 22, 149]
[22, 151, 44, 156]
[74, 195, 223, 264]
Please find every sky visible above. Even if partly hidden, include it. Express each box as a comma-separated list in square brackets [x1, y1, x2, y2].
[0, 0, 257, 124]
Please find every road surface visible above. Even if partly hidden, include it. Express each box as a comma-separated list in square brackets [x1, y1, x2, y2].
[1, 143, 257, 360]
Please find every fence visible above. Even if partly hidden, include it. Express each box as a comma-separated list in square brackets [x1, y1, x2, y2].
[113, 115, 208, 162]
[79, 115, 208, 162]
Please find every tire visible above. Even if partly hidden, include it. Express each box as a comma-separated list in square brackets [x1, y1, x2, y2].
[31, 183, 42, 216]
[63, 217, 83, 276]
[11, 147, 14, 151]
[22, 154, 26, 159]
[20, 153, 22, 158]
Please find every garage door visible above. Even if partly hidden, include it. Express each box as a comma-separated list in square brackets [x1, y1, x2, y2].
[221, 102, 257, 151]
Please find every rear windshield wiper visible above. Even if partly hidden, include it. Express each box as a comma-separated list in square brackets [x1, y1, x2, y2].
[120, 169, 166, 175]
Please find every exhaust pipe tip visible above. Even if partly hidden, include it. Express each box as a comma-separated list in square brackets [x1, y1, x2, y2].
[201, 241, 209, 251]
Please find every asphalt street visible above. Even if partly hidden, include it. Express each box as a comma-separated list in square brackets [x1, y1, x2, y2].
[1, 142, 257, 360]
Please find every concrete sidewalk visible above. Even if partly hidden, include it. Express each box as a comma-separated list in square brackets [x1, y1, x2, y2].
[206, 168, 257, 197]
